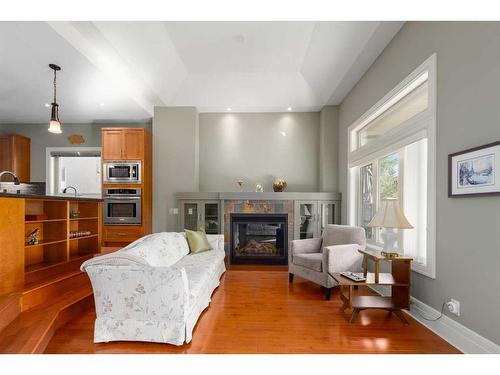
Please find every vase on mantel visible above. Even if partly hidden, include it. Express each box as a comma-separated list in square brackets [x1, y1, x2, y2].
[273, 178, 287, 192]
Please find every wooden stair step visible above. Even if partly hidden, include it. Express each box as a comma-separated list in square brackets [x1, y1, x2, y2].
[22, 269, 90, 311]
[0, 293, 21, 332]
[25, 254, 93, 285]
[0, 286, 93, 354]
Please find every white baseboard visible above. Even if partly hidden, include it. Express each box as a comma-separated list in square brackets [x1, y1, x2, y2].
[367, 286, 500, 354]
[406, 297, 500, 354]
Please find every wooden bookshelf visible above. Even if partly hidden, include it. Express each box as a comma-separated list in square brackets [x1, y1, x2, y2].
[23, 198, 102, 276]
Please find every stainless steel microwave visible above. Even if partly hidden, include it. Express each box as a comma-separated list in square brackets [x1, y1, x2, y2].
[103, 161, 141, 184]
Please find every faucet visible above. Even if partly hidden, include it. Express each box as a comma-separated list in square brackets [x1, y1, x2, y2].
[63, 186, 78, 197]
[0, 171, 20, 185]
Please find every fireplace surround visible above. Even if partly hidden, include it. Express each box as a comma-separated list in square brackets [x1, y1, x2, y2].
[230, 213, 288, 265]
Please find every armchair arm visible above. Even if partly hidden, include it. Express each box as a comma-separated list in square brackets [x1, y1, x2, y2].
[85, 264, 190, 323]
[290, 237, 322, 255]
[289, 237, 322, 265]
[322, 244, 364, 274]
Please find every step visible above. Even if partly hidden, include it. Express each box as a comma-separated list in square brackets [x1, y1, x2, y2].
[0, 293, 21, 332]
[25, 254, 93, 285]
[0, 286, 93, 354]
[22, 270, 91, 312]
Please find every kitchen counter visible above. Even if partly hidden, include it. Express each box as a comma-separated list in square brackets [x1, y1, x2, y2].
[0, 192, 103, 202]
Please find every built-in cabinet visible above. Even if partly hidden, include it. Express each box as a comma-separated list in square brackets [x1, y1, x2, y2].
[101, 128, 152, 247]
[102, 129, 144, 160]
[176, 192, 341, 239]
[0, 196, 102, 296]
[294, 200, 339, 239]
[0, 134, 31, 182]
[180, 200, 221, 234]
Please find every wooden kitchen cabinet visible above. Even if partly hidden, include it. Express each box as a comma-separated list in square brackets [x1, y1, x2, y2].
[102, 128, 144, 160]
[123, 129, 144, 159]
[0, 134, 31, 182]
[102, 130, 123, 160]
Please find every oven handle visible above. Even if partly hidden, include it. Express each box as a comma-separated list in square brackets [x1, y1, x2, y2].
[104, 196, 141, 200]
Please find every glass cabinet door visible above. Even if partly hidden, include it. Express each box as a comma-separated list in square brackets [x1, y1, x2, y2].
[299, 202, 316, 239]
[203, 202, 220, 234]
[183, 203, 199, 231]
[320, 202, 336, 235]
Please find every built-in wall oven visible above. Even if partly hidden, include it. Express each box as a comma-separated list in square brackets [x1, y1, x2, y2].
[103, 161, 141, 184]
[104, 188, 142, 225]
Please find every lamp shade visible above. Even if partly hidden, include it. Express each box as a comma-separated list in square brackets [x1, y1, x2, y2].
[48, 120, 62, 134]
[367, 199, 413, 229]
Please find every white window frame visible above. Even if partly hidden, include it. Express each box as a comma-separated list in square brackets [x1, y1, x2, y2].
[347, 53, 437, 279]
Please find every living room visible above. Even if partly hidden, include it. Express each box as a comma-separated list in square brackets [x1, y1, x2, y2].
[1, 0, 499, 373]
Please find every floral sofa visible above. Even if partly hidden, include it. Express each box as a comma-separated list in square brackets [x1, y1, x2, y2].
[80, 232, 226, 345]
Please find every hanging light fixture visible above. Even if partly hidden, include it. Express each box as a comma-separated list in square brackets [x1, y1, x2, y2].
[48, 64, 62, 134]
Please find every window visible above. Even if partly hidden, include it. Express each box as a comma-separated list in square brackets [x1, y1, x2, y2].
[348, 54, 436, 278]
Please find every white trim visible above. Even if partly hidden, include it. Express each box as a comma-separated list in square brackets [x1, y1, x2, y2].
[406, 297, 500, 354]
[366, 287, 500, 354]
[347, 53, 437, 279]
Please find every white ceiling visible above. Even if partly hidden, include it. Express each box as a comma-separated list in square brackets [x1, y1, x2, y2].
[0, 21, 404, 124]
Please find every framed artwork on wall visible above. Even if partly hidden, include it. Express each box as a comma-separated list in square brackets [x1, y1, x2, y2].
[448, 140, 500, 197]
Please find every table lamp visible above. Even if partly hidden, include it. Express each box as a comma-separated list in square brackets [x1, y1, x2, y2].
[367, 198, 413, 257]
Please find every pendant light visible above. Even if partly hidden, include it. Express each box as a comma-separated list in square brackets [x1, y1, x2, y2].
[48, 64, 62, 134]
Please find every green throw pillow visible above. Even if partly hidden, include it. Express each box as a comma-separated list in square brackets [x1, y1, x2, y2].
[185, 229, 212, 254]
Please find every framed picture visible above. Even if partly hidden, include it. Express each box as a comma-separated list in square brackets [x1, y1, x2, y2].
[448, 140, 500, 197]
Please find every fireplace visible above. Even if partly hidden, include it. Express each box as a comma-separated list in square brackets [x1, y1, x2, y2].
[230, 213, 288, 265]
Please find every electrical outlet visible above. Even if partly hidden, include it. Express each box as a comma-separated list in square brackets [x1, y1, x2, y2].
[446, 299, 460, 316]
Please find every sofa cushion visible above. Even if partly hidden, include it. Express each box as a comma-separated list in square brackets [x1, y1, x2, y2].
[175, 250, 225, 302]
[185, 229, 212, 254]
[120, 232, 190, 267]
[293, 253, 322, 272]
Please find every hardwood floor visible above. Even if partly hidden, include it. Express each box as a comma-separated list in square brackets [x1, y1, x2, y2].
[45, 269, 461, 354]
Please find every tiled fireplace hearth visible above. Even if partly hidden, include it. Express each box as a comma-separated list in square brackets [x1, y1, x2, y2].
[230, 213, 288, 265]
[223, 199, 294, 265]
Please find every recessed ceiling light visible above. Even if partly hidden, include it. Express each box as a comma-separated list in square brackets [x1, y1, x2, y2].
[99, 103, 105, 107]
[44, 103, 50, 107]
[280, 131, 287, 137]
[227, 107, 232, 111]
[287, 107, 292, 111]
[234, 34, 245, 44]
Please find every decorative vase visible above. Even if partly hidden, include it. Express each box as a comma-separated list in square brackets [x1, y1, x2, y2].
[255, 183, 263, 192]
[236, 179, 244, 192]
[273, 178, 287, 192]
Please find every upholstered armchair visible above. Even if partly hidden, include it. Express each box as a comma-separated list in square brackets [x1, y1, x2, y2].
[288, 224, 366, 300]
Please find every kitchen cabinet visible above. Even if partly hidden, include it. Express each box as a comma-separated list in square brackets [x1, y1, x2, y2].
[101, 127, 152, 247]
[294, 200, 339, 239]
[102, 128, 144, 160]
[0, 134, 31, 182]
[180, 200, 221, 234]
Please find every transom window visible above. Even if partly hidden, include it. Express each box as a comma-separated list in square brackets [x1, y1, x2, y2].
[348, 54, 436, 278]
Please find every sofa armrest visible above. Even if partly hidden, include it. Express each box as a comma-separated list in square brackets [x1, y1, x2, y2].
[84, 264, 190, 323]
[206, 234, 225, 255]
[323, 244, 364, 274]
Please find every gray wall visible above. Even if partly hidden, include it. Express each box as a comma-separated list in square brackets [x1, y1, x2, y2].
[199, 112, 320, 192]
[153, 107, 199, 233]
[338, 22, 500, 344]
[0, 122, 151, 182]
[319, 106, 339, 192]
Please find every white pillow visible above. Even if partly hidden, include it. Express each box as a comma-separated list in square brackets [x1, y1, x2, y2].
[121, 232, 190, 267]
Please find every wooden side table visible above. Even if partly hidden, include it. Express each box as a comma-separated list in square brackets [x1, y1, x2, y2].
[331, 249, 413, 325]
